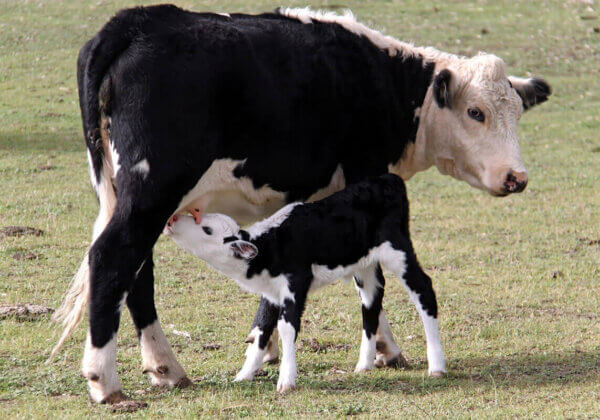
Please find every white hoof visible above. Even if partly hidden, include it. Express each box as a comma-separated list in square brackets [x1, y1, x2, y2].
[234, 370, 255, 382]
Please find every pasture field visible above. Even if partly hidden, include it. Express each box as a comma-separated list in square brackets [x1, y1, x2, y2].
[1, 0, 599, 417]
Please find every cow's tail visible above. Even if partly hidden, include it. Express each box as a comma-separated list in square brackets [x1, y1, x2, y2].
[47, 17, 135, 360]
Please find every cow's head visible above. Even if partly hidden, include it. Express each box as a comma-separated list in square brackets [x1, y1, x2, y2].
[410, 54, 551, 196]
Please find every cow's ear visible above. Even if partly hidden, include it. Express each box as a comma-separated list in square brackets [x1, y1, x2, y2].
[508, 76, 552, 111]
[230, 241, 258, 260]
[433, 69, 453, 109]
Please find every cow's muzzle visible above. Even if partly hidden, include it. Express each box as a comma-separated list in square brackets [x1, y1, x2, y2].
[502, 170, 528, 194]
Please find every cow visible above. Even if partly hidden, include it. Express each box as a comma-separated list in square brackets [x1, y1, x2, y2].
[48, 5, 551, 403]
[166, 174, 442, 393]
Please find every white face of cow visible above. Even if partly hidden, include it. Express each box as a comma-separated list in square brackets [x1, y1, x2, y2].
[414, 54, 551, 196]
[165, 214, 258, 273]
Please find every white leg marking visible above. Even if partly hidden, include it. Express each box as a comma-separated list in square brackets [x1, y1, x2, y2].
[405, 289, 446, 375]
[235, 327, 268, 381]
[140, 320, 188, 387]
[355, 330, 376, 372]
[81, 333, 121, 403]
[276, 319, 297, 393]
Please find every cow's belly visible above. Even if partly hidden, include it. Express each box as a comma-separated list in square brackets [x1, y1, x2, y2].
[175, 159, 346, 226]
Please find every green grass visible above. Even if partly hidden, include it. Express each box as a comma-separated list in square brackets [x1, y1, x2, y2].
[1, 0, 599, 417]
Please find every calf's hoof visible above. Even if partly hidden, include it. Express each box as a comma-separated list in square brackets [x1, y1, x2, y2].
[429, 370, 445, 378]
[354, 364, 374, 373]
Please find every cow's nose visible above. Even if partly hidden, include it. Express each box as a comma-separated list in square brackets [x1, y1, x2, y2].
[503, 170, 528, 194]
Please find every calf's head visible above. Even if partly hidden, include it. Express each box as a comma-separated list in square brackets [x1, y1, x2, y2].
[418, 54, 551, 196]
[165, 214, 258, 270]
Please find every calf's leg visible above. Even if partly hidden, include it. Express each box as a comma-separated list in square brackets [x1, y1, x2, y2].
[126, 254, 191, 388]
[382, 245, 446, 376]
[276, 284, 308, 393]
[353, 265, 385, 372]
[235, 298, 280, 381]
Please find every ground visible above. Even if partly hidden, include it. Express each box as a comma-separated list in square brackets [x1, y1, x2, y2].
[0, 0, 599, 417]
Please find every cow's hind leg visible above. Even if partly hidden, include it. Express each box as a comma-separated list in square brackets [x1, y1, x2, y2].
[381, 245, 446, 376]
[126, 253, 191, 388]
[82, 198, 174, 402]
[236, 299, 280, 381]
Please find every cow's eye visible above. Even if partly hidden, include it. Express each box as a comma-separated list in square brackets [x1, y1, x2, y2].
[202, 226, 213, 235]
[468, 107, 485, 122]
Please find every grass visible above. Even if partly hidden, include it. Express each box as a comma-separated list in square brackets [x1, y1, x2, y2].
[0, 0, 599, 417]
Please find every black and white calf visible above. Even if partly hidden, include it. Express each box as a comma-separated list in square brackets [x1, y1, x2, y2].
[166, 174, 444, 392]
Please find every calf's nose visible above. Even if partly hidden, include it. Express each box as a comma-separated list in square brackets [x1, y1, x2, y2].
[503, 170, 528, 194]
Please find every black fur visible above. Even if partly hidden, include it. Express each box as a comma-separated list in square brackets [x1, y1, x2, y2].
[79, 5, 437, 350]
[433, 69, 452, 108]
[514, 77, 552, 110]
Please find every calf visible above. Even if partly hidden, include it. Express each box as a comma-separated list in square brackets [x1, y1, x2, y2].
[166, 174, 444, 392]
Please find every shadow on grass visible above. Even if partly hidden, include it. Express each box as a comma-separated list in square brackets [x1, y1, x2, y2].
[0, 131, 82, 153]
[187, 351, 600, 396]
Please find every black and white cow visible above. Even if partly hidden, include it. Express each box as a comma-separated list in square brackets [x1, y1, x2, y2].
[49, 5, 551, 402]
[166, 174, 442, 392]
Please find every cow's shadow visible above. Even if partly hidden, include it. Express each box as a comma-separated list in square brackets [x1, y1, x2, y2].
[233, 350, 600, 395]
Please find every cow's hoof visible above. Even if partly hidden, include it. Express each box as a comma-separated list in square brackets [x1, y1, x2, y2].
[429, 371, 445, 378]
[100, 390, 127, 404]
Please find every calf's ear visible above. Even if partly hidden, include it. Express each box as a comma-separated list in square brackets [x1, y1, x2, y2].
[508, 76, 552, 110]
[433, 69, 453, 108]
[230, 241, 258, 260]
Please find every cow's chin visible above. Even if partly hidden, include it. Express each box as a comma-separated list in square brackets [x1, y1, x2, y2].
[440, 161, 511, 197]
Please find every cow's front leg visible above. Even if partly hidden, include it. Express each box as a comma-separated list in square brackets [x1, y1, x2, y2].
[244, 297, 280, 366]
[127, 254, 191, 388]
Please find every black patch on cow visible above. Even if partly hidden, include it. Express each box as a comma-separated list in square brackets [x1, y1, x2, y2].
[433, 69, 452, 108]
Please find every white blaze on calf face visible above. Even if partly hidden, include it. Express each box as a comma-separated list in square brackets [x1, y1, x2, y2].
[420, 54, 527, 195]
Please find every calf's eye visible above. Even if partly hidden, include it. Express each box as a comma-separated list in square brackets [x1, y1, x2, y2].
[467, 107, 485, 122]
[202, 226, 213, 235]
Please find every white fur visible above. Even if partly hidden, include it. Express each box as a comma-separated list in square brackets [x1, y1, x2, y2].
[247, 202, 301, 238]
[86, 149, 98, 193]
[277, 319, 297, 392]
[131, 158, 150, 177]
[404, 289, 446, 374]
[108, 140, 121, 179]
[176, 158, 287, 225]
[139, 320, 188, 386]
[81, 334, 121, 403]
[235, 327, 266, 381]
[355, 330, 376, 372]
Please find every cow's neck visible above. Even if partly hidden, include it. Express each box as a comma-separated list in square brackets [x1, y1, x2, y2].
[387, 52, 447, 180]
